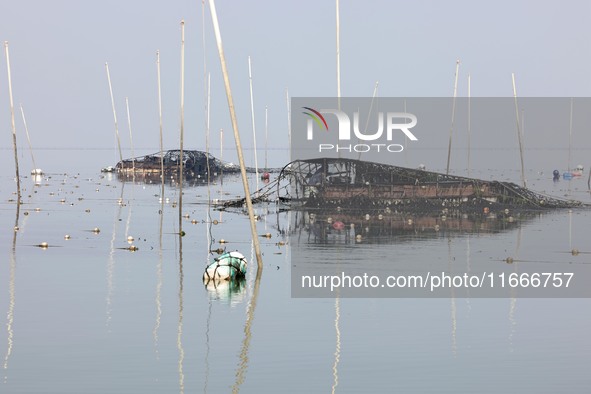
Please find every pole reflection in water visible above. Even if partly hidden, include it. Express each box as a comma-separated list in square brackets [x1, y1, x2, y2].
[153, 188, 164, 358]
[178, 236, 185, 394]
[331, 296, 341, 394]
[107, 182, 125, 330]
[4, 204, 19, 383]
[232, 270, 262, 394]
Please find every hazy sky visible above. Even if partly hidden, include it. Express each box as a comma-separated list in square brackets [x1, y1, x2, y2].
[1, 0, 590, 169]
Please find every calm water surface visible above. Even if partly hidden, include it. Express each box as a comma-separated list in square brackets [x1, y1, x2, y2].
[1, 149, 590, 393]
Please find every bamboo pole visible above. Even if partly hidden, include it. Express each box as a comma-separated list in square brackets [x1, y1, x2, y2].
[568, 97, 573, 172]
[19, 104, 38, 172]
[208, 0, 263, 271]
[511, 73, 526, 188]
[286, 88, 291, 163]
[125, 97, 135, 172]
[105, 62, 123, 164]
[467, 74, 471, 177]
[248, 56, 260, 190]
[156, 50, 164, 198]
[179, 20, 185, 236]
[265, 105, 268, 170]
[4, 41, 21, 204]
[446, 59, 460, 175]
[336, 0, 341, 110]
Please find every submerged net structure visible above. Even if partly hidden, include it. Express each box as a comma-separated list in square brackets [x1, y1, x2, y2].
[225, 158, 584, 212]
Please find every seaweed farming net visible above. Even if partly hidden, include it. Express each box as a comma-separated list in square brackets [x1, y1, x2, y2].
[271, 158, 586, 211]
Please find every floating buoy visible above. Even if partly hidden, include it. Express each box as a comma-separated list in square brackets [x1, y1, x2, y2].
[127, 236, 134, 243]
[261, 172, 270, 180]
[407, 219, 413, 225]
[212, 219, 219, 225]
[128, 245, 139, 252]
[504, 209, 510, 215]
[378, 214, 383, 220]
[85, 209, 90, 213]
[64, 234, 71, 240]
[365, 214, 370, 221]
[355, 234, 362, 242]
[183, 213, 190, 218]
[191, 219, 198, 224]
[434, 225, 440, 231]
[219, 239, 227, 244]
[332, 221, 345, 231]
[203, 251, 247, 281]
[24, 211, 29, 216]
[505, 257, 514, 264]
[39, 242, 49, 249]
[483, 207, 490, 214]
[262, 233, 272, 238]
[35, 207, 41, 212]
[327, 217, 333, 224]
[277, 241, 286, 246]
[92, 227, 100, 234]
[14, 226, 19, 232]
[572, 249, 580, 256]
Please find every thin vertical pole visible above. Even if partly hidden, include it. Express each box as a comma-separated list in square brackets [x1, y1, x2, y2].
[206, 73, 211, 181]
[286, 88, 291, 163]
[4, 42, 21, 203]
[179, 20, 185, 234]
[105, 62, 123, 163]
[19, 104, 38, 171]
[208, 0, 263, 271]
[336, 0, 341, 110]
[247, 56, 260, 190]
[568, 97, 573, 172]
[467, 74, 471, 177]
[157, 50, 164, 197]
[511, 73, 526, 188]
[446, 59, 460, 175]
[265, 105, 268, 170]
[125, 97, 135, 172]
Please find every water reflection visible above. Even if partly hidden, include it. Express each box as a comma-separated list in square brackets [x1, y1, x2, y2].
[290, 209, 531, 244]
[203, 277, 247, 305]
[231, 271, 261, 394]
[116, 171, 221, 187]
[4, 203, 19, 382]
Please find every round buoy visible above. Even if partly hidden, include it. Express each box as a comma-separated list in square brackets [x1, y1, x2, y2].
[332, 221, 345, 231]
[505, 257, 514, 264]
[64, 234, 71, 240]
[183, 213, 190, 219]
[378, 214, 383, 220]
[483, 207, 490, 214]
[365, 214, 370, 221]
[327, 217, 333, 224]
[128, 245, 139, 252]
[219, 239, 227, 244]
[92, 227, 100, 234]
[355, 234, 362, 242]
[572, 249, 580, 256]
[14, 226, 19, 232]
[261, 172, 270, 180]
[434, 225, 440, 231]
[277, 241, 286, 246]
[191, 219, 198, 224]
[213, 219, 219, 225]
[35, 207, 41, 212]
[85, 209, 90, 213]
[127, 236, 134, 243]
[263, 233, 272, 238]
[407, 219, 413, 225]
[504, 209, 509, 215]
[39, 242, 49, 249]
